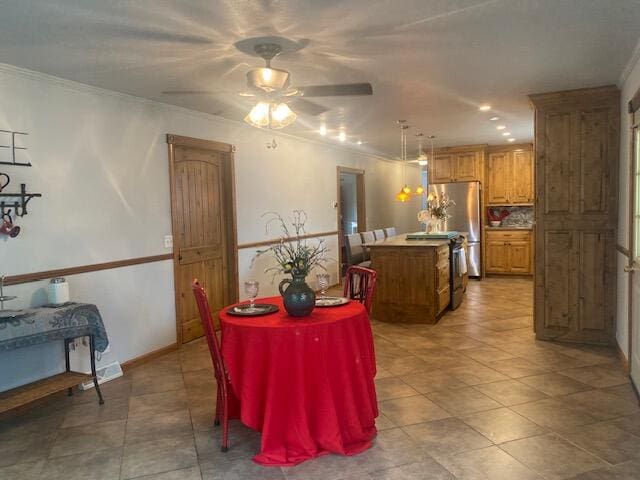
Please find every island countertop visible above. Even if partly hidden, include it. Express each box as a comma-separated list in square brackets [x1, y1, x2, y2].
[365, 235, 455, 248]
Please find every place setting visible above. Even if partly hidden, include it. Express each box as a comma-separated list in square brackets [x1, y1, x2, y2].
[226, 281, 279, 317]
[314, 273, 349, 307]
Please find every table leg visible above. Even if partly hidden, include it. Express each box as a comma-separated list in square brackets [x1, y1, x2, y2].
[64, 338, 73, 397]
[89, 334, 105, 405]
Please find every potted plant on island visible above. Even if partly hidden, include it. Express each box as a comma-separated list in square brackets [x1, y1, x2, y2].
[253, 210, 331, 317]
[418, 193, 456, 233]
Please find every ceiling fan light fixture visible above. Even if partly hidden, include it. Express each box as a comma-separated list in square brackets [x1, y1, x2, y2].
[271, 102, 296, 126]
[244, 101, 271, 127]
[247, 67, 290, 92]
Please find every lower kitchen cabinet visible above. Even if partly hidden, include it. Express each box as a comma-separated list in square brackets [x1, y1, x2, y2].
[485, 229, 533, 275]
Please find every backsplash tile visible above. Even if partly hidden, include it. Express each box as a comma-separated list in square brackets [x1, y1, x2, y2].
[487, 206, 534, 226]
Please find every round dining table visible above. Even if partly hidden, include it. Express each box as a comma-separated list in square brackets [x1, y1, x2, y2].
[219, 295, 378, 467]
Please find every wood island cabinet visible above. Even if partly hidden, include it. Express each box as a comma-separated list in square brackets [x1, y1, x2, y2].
[368, 238, 451, 324]
[485, 146, 534, 205]
[485, 230, 533, 275]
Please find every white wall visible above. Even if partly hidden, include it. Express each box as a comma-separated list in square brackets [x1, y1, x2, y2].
[0, 63, 420, 390]
[616, 43, 640, 359]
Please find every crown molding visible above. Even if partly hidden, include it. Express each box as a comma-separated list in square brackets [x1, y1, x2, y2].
[619, 36, 640, 88]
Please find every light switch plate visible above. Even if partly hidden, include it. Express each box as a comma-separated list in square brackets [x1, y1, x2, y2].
[164, 235, 173, 248]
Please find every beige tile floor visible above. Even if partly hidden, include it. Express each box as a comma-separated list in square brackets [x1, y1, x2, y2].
[1, 277, 639, 479]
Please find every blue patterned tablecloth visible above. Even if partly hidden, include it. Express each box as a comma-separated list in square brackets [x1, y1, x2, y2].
[0, 303, 109, 352]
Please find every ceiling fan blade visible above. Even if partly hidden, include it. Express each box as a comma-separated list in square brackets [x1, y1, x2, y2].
[297, 83, 373, 97]
[161, 90, 224, 95]
[289, 98, 329, 116]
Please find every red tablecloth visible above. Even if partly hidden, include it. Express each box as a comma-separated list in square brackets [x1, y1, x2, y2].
[220, 296, 378, 466]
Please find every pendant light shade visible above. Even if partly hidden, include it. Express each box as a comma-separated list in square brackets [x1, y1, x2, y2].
[244, 101, 271, 128]
[395, 121, 411, 202]
[415, 185, 425, 195]
[395, 189, 410, 202]
[244, 101, 297, 129]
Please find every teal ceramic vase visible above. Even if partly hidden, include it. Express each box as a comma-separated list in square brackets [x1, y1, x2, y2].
[278, 274, 316, 317]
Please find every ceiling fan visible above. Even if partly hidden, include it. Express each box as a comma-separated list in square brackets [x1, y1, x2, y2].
[406, 133, 436, 166]
[162, 36, 373, 129]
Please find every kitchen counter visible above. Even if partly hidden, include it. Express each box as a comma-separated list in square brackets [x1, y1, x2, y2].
[365, 236, 451, 248]
[485, 226, 534, 230]
[365, 235, 452, 324]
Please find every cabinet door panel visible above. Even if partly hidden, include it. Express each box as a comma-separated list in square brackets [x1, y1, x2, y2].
[543, 231, 573, 328]
[544, 112, 574, 214]
[579, 109, 612, 215]
[577, 231, 614, 337]
[431, 155, 455, 183]
[486, 241, 509, 272]
[508, 240, 531, 273]
[487, 152, 511, 204]
[512, 150, 534, 203]
[456, 152, 479, 181]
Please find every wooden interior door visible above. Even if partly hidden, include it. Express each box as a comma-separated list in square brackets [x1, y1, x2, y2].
[629, 118, 640, 391]
[456, 152, 479, 181]
[167, 134, 238, 344]
[487, 152, 511, 204]
[512, 150, 534, 203]
[337, 167, 366, 276]
[530, 87, 619, 344]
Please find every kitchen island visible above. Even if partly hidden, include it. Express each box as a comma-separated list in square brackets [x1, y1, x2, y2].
[366, 235, 452, 324]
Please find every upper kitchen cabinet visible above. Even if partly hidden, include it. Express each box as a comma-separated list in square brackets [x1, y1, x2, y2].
[429, 145, 485, 183]
[485, 145, 534, 205]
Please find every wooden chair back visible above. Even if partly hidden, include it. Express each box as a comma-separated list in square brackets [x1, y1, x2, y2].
[343, 266, 378, 313]
[192, 279, 226, 386]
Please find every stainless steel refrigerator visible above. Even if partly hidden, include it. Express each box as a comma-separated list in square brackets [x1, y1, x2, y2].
[428, 181, 482, 277]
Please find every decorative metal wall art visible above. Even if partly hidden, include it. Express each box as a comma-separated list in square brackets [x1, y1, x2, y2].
[0, 130, 30, 167]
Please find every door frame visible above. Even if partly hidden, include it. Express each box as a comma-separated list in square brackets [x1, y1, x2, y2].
[336, 167, 366, 277]
[627, 103, 639, 391]
[166, 134, 239, 345]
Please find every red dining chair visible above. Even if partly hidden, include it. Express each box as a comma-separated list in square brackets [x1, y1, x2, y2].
[343, 266, 377, 313]
[192, 279, 232, 452]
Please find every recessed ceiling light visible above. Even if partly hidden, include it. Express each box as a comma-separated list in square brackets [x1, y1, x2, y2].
[496, 125, 506, 130]
[319, 125, 327, 136]
[502, 132, 511, 136]
[490, 116, 500, 121]
[357, 140, 363, 145]
[508, 138, 516, 142]
[479, 105, 491, 111]
[338, 131, 346, 142]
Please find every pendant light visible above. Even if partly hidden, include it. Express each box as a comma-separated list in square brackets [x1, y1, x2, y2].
[414, 133, 427, 195]
[395, 121, 411, 202]
[244, 101, 297, 129]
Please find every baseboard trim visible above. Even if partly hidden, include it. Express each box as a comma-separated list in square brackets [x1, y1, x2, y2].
[616, 342, 630, 373]
[121, 343, 178, 372]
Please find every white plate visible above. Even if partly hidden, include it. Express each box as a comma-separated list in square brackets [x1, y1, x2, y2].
[315, 296, 350, 307]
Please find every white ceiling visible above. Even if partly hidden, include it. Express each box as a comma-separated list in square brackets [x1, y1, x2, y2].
[1, 0, 639, 157]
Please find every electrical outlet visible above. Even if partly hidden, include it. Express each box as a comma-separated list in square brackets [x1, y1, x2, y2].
[164, 235, 173, 248]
